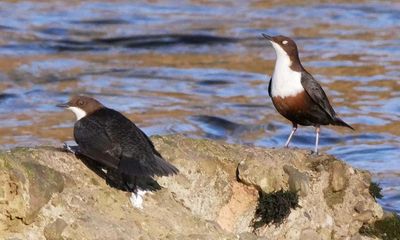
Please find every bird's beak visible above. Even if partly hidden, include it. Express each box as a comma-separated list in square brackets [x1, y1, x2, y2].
[56, 102, 69, 108]
[262, 33, 273, 41]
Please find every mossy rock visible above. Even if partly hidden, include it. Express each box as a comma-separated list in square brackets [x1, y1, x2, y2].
[0, 148, 64, 225]
[21, 161, 64, 224]
[360, 214, 400, 240]
[252, 189, 299, 229]
[369, 181, 383, 200]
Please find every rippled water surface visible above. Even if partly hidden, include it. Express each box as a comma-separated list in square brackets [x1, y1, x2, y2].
[0, 1, 399, 213]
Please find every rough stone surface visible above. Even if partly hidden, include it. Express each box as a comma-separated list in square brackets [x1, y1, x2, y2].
[0, 135, 383, 239]
[283, 165, 309, 197]
[43, 218, 67, 240]
[330, 161, 348, 192]
[300, 228, 321, 240]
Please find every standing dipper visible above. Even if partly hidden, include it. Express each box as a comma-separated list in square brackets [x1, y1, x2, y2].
[262, 34, 354, 154]
[57, 95, 178, 208]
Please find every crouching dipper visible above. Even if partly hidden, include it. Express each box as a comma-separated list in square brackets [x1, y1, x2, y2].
[262, 34, 354, 154]
[57, 95, 178, 208]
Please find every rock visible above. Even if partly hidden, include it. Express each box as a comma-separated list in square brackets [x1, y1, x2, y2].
[43, 218, 67, 240]
[283, 165, 309, 197]
[238, 232, 268, 240]
[237, 149, 307, 193]
[0, 135, 386, 240]
[216, 182, 258, 233]
[355, 210, 374, 223]
[323, 160, 350, 208]
[0, 149, 64, 234]
[330, 161, 348, 192]
[300, 228, 320, 240]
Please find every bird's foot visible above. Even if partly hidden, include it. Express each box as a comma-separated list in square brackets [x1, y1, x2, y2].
[311, 150, 319, 156]
[63, 142, 79, 155]
[129, 189, 149, 209]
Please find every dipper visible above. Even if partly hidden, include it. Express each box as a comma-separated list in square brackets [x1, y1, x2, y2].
[57, 95, 178, 208]
[262, 34, 354, 154]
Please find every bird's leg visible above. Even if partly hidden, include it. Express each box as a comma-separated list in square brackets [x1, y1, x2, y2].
[313, 126, 320, 155]
[132, 176, 138, 194]
[122, 175, 137, 192]
[284, 123, 298, 148]
[63, 142, 79, 154]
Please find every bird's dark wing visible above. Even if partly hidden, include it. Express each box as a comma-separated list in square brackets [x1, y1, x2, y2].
[74, 117, 121, 169]
[137, 128, 162, 158]
[115, 123, 178, 177]
[100, 109, 178, 177]
[301, 72, 336, 119]
[268, 77, 272, 98]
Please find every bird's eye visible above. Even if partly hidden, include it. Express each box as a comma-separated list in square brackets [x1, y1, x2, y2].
[78, 100, 84, 106]
[282, 40, 288, 45]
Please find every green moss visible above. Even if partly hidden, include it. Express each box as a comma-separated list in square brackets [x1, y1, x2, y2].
[323, 186, 345, 208]
[369, 181, 383, 200]
[253, 189, 299, 229]
[90, 178, 100, 185]
[307, 155, 333, 172]
[153, 135, 178, 148]
[360, 214, 400, 240]
[1, 158, 12, 170]
[9, 147, 34, 161]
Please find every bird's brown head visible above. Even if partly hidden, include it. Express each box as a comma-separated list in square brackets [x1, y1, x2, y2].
[262, 34, 302, 71]
[57, 95, 104, 120]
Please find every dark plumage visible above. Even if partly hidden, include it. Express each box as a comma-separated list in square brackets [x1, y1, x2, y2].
[57, 95, 178, 191]
[74, 107, 178, 177]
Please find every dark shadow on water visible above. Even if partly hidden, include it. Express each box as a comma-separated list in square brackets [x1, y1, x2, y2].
[0, 43, 103, 52]
[192, 115, 242, 132]
[196, 79, 231, 86]
[230, 103, 268, 108]
[39, 27, 70, 36]
[93, 34, 237, 46]
[14, 34, 239, 52]
[48, 40, 105, 52]
[0, 24, 15, 30]
[70, 19, 130, 25]
[0, 93, 18, 102]
[191, 115, 277, 141]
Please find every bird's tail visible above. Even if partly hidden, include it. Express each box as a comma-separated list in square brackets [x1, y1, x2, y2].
[332, 117, 354, 130]
[119, 155, 179, 177]
[152, 155, 179, 177]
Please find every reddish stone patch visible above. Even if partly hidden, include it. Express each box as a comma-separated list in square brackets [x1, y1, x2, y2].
[217, 181, 258, 232]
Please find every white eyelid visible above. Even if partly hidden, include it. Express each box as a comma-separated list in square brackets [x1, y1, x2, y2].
[282, 40, 288, 44]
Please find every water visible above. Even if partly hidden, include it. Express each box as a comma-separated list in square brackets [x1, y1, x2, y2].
[0, 0, 398, 213]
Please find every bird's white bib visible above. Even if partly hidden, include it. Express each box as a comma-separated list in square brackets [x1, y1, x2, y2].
[67, 106, 87, 120]
[270, 41, 304, 98]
